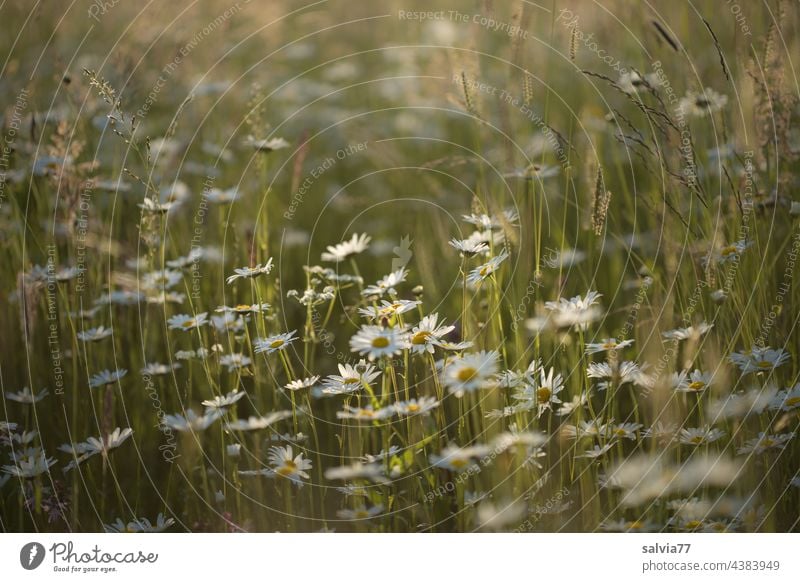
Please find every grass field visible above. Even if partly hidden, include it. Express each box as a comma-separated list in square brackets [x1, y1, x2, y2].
[1, 0, 799, 532]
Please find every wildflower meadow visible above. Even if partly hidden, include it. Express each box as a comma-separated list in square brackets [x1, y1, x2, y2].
[1, 0, 799, 534]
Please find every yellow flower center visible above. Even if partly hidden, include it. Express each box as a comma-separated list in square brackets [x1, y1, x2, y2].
[276, 460, 297, 477]
[602, 341, 616, 349]
[689, 436, 705, 444]
[688, 381, 705, 391]
[182, 320, 195, 328]
[756, 360, 772, 369]
[371, 336, 390, 349]
[344, 377, 359, 385]
[406, 403, 420, 412]
[270, 340, 285, 349]
[411, 331, 431, 345]
[354, 510, 369, 519]
[627, 520, 643, 530]
[479, 266, 490, 277]
[537, 387, 552, 404]
[450, 457, 468, 469]
[457, 367, 477, 383]
[784, 396, 800, 407]
[720, 246, 737, 256]
[685, 520, 702, 529]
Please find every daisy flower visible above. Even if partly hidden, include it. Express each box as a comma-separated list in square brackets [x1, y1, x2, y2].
[216, 302, 271, 314]
[52, 265, 83, 283]
[285, 376, 320, 391]
[162, 409, 224, 432]
[661, 322, 713, 341]
[679, 426, 726, 446]
[288, 286, 335, 307]
[462, 209, 519, 230]
[707, 388, 776, 420]
[672, 369, 714, 393]
[729, 345, 790, 374]
[607, 422, 643, 441]
[642, 422, 679, 445]
[513, 367, 564, 417]
[555, 394, 589, 417]
[358, 299, 421, 321]
[219, 353, 252, 371]
[141, 269, 183, 291]
[562, 418, 610, 440]
[211, 313, 248, 334]
[61, 427, 134, 471]
[429, 443, 490, 472]
[336, 504, 384, 520]
[105, 513, 176, 533]
[201, 390, 246, 411]
[437, 340, 474, 351]
[321, 360, 381, 395]
[321, 233, 371, 262]
[448, 237, 489, 257]
[253, 445, 313, 487]
[324, 462, 387, 483]
[678, 88, 728, 117]
[362, 267, 408, 297]
[167, 312, 209, 331]
[393, 396, 440, 416]
[146, 291, 186, 305]
[585, 338, 633, 355]
[76, 326, 113, 342]
[408, 313, 454, 355]
[618, 70, 661, 94]
[737, 432, 793, 455]
[140, 362, 181, 376]
[89, 368, 128, 388]
[4, 387, 49, 404]
[2, 448, 57, 478]
[336, 405, 396, 422]
[770, 383, 800, 411]
[476, 500, 526, 530]
[707, 239, 752, 265]
[165, 248, 203, 269]
[205, 187, 239, 204]
[441, 350, 500, 397]
[349, 325, 409, 361]
[224, 411, 293, 431]
[243, 135, 290, 152]
[254, 330, 298, 354]
[545, 290, 602, 330]
[466, 251, 509, 285]
[587, 360, 651, 389]
[226, 259, 274, 284]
